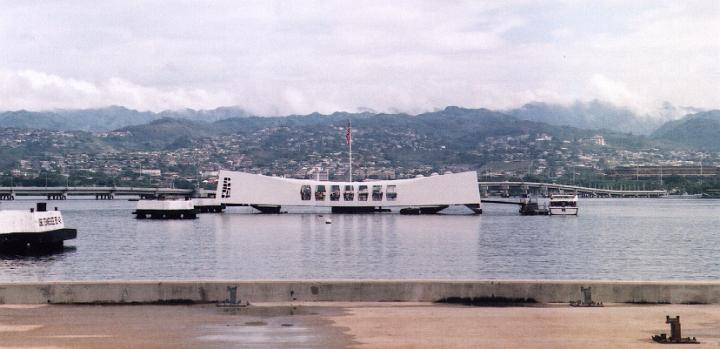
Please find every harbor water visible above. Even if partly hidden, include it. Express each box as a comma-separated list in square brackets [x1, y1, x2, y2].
[0, 198, 719, 282]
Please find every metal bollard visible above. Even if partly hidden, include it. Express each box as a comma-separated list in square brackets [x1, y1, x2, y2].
[227, 286, 237, 305]
[581, 286, 592, 305]
[217, 285, 248, 308]
[570, 286, 603, 307]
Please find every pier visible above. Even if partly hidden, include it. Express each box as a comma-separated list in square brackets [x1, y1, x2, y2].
[0, 280, 719, 304]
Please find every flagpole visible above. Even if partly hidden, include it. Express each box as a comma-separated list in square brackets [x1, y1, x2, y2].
[348, 120, 352, 182]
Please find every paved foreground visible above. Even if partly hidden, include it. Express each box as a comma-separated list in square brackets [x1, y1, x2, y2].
[1, 303, 719, 348]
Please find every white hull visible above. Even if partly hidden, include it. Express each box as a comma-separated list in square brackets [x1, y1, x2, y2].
[0, 210, 66, 234]
[0, 204, 76, 249]
[549, 207, 578, 216]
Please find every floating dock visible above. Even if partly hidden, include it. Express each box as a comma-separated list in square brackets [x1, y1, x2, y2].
[191, 198, 225, 213]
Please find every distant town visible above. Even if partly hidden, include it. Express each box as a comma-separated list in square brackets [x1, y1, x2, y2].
[1, 117, 718, 195]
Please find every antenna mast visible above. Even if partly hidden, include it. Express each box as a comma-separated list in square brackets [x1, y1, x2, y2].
[346, 120, 352, 182]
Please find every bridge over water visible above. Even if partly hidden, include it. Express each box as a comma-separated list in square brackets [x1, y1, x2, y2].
[0, 182, 667, 200]
[0, 186, 196, 200]
[478, 181, 668, 198]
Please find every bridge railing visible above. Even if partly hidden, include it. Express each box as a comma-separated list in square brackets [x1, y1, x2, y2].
[478, 181, 668, 197]
[0, 186, 194, 196]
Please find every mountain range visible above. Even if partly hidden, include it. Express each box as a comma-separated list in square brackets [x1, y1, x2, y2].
[100, 107, 648, 154]
[0, 106, 251, 132]
[509, 101, 654, 135]
[1, 102, 717, 151]
[651, 110, 720, 151]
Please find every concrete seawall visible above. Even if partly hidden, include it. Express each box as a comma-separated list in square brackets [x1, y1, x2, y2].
[1, 280, 720, 304]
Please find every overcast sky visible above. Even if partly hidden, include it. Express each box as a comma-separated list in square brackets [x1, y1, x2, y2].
[0, 0, 718, 115]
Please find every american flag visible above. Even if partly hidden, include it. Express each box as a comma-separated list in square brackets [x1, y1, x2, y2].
[345, 121, 352, 145]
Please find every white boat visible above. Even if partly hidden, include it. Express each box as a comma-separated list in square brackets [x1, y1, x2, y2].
[216, 170, 482, 214]
[0, 202, 77, 250]
[548, 194, 578, 216]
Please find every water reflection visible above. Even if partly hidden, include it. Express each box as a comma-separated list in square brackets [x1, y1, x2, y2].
[0, 246, 76, 281]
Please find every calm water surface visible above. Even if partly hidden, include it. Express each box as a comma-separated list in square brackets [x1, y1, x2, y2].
[0, 198, 718, 281]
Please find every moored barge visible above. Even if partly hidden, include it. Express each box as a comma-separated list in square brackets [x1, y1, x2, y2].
[133, 199, 197, 219]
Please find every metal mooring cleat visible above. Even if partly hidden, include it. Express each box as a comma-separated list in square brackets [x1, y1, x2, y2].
[651, 316, 699, 344]
[569, 286, 603, 307]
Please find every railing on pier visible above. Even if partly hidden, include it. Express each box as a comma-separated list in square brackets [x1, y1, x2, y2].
[0, 186, 195, 200]
[478, 181, 668, 198]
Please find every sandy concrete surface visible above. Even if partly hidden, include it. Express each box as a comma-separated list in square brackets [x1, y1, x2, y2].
[0, 303, 351, 349]
[329, 303, 720, 349]
[1, 303, 719, 348]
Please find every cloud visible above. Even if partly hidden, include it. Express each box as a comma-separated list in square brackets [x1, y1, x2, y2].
[589, 74, 642, 112]
[0, 69, 234, 111]
[0, 1, 717, 115]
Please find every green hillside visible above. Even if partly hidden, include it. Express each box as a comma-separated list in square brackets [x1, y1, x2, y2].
[652, 111, 720, 150]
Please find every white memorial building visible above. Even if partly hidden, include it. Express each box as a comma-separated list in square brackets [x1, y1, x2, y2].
[216, 170, 482, 214]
